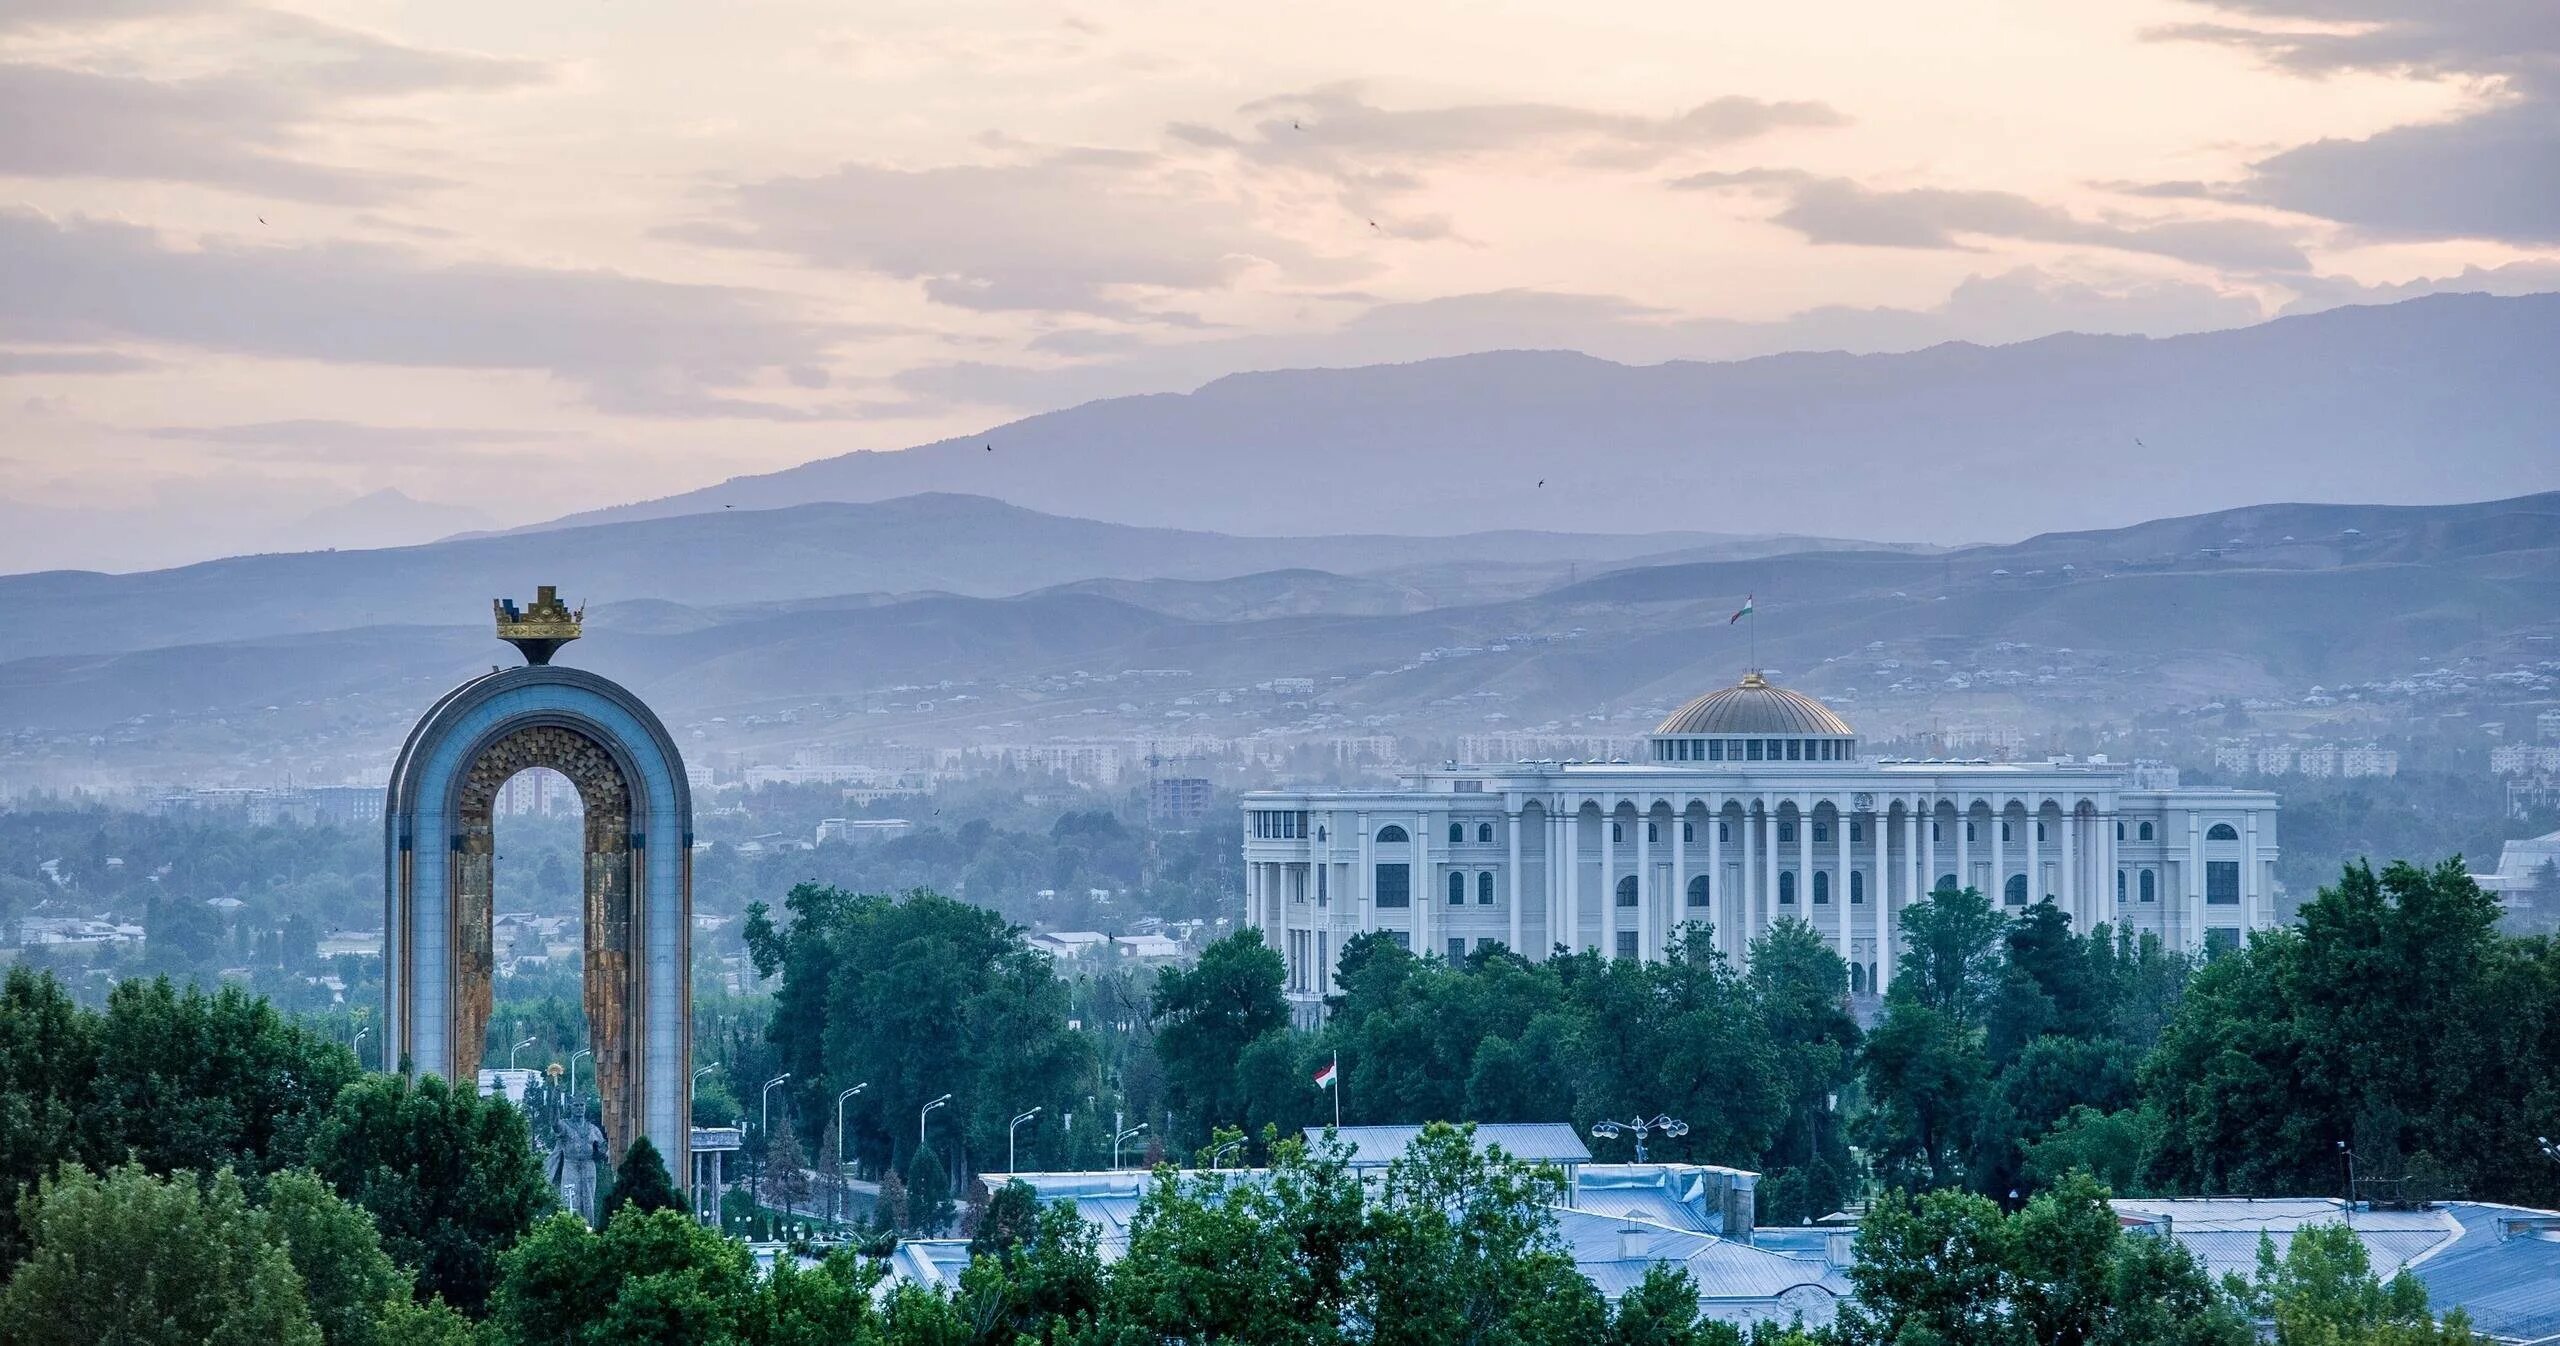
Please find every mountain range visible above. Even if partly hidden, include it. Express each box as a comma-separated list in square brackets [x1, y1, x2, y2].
[523, 292, 2560, 544]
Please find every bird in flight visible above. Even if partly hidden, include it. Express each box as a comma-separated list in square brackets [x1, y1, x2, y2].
[1368, 220, 1380, 230]
[985, 443, 993, 452]
[1537, 479, 1545, 487]
[257, 217, 267, 225]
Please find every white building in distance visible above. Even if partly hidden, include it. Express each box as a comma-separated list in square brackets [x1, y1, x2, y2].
[1243, 671, 2280, 1011]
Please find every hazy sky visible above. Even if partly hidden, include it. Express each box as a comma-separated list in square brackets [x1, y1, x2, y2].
[2, 0, 2554, 545]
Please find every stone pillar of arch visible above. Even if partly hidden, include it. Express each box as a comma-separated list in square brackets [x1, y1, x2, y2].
[386, 664, 693, 1176]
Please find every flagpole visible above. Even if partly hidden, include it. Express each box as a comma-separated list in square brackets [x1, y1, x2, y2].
[1331, 1052, 1341, 1129]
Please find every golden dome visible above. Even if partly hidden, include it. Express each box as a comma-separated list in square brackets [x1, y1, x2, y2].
[1654, 671, 1854, 737]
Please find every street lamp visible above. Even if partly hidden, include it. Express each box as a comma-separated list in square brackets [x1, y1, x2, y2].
[920, 1094, 951, 1150]
[570, 1048, 592, 1097]
[1113, 1122, 1148, 1169]
[2339, 1141, 2359, 1208]
[1590, 1114, 1689, 1165]
[1008, 1107, 1042, 1174]
[762, 1073, 793, 1133]
[1205, 1135, 1246, 1170]
[508, 1036, 538, 1070]
[350, 1026, 369, 1069]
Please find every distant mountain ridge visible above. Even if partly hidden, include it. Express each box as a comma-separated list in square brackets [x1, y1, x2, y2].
[0, 492, 1854, 665]
[519, 292, 2560, 543]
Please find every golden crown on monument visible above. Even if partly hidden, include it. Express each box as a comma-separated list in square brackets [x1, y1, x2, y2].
[494, 585, 583, 665]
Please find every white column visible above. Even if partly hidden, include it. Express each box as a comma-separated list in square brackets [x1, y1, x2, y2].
[1905, 800, 1921, 924]
[1670, 799, 1688, 958]
[1507, 809, 1524, 954]
[1636, 800, 1655, 960]
[2244, 811, 2262, 932]
[1706, 799, 1726, 960]
[1923, 801, 1938, 895]
[1957, 798, 1972, 895]
[1795, 796, 1813, 931]
[1564, 800, 1582, 954]
[1761, 799, 1780, 949]
[1991, 801, 2007, 907]
[1358, 812, 1374, 933]
[1875, 798, 1893, 995]
[2187, 810, 2206, 953]
[2062, 806, 2079, 927]
[1834, 795, 1852, 970]
[1417, 810, 1434, 956]
[1740, 799, 1759, 962]
[2026, 800, 2043, 907]
[1599, 799, 1617, 958]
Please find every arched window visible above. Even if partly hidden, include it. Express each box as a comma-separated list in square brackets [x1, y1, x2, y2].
[2115, 821, 2125, 841]
[1687, 874, 1710, 908]
[1616, 875, 1639, 908]
[1682, 821, 1694, 843]
[1779, 820, 1797, 844]
[1814, 821, 1830, 844]
[1376, 825, 1407, 843]
[1779, 871, 1797, 904]
[2140, 870, 2157, 902]
[2116, 870, 2128, 902]
[1478, 871, 1495, 904]
[1850, 871, 1865, 905]
[1477, 822, 1494, 844]
[2207, 822, 2239, 841]
[1647, 822, 1659, 843]
[2138, 822, 2154, 841]
[1611, 821, 1623, 843]
[1850, 962, 1866, 994]
[1449, 871, 1467, 905]
[1450, 822, 1465, 845]
[1936, 874, 1960, 895]
[1316, 826, 1327, 842]
[1813, 871, 1831, 905]
[2004, 873, 2028, 906]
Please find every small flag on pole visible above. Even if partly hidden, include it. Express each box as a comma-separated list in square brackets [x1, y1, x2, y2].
[1729, 595, 1755, 624]
[1312, 1057, 1338, 1090]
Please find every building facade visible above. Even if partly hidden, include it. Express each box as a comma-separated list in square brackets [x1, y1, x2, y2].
[1242, 672, 2279, 1012]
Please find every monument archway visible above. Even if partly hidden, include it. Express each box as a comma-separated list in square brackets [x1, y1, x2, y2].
[384, 588, 693, 1173]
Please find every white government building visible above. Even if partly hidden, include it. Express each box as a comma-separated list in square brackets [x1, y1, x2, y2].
[1242, 672, 2279, 1012]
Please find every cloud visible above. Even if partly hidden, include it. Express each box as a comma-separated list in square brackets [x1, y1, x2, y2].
[0, 212, 850, 417]
[145, 419, 565, 462]
[0, 9, 541, 203]
[676, 150, 1355, 318]
[887, 268, 2267, 411]
[1171, 83, 1848, 233]
[1675, 169, 2313, 271]
[2148, 2, 2560, 243]
[2277, 257, 2560, 313]
[0, 348, 155, 375]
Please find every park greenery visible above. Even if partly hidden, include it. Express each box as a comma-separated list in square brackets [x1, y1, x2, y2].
[0, 854, 2548, 1341]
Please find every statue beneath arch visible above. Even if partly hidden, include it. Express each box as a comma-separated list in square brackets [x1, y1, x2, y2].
[384, 587, 694, 1173]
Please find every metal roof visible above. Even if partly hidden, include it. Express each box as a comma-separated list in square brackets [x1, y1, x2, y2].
[1308, 1123, 1592, 1168]
[1653, 673, 1855, 737]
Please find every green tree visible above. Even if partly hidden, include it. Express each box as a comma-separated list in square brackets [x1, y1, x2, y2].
[1609, 1264, 1737, 1346]
[1152, 929, 1289, 1142]
[263, 1168, 411, 1346]
[0, 1164, 322, 1346]
[491, 1207, 760, 1346]
[603, 1136, 687, 1223]
[2242, 1222, 2482, 1345]
[306, 1073, 554, 1315]
[0, 967, 96, 1260]
[1746, 920, 1861, 1223]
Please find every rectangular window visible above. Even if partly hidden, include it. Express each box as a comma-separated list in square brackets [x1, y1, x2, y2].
[1746, 739, 1763, 761]
[1709, 740, 1725, 761]
[1786, 739, 1802, 761]
[1386, 931, 1410, 951]
[1616, 931, 1639, 958]
[1852, 822, 1863, 843]
[1317, 866, 1328, 905]
[1718, 822, 1730, 843]
[1448, 937, 1467, 962]
[1814, 822, 1829, 843]
[1780, 821, 1796, 843]
[1375, 863, 1410, 907]
[2207, 860, 2240, 905]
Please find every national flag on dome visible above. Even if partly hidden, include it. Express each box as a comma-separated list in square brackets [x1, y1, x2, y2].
[1729, 595, 1755, 624]
[1312, 1056, 1338, 1090]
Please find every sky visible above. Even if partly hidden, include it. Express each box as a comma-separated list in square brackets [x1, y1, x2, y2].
[1, 0, 2555, 565]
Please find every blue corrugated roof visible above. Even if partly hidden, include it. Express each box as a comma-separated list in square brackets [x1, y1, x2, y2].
[1308, 1123, 1592, 1167]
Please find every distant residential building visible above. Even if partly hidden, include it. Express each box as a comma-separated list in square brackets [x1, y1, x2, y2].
[2212, 744, 2253, 774]
[1149, 776, 1214, 829]
[2491, 743, 2560, 775]
[2256, 745, 2296, 775]
[2294, 744, 2338, 778]
[2541, 708, 2560, 742]
[2337, 744, 2399, 778]
[816, 818, 912, 845]
[306, 786, 386, 825]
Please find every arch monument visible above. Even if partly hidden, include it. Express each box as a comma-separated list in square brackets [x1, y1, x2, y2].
[383, 588, 693, 1172]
